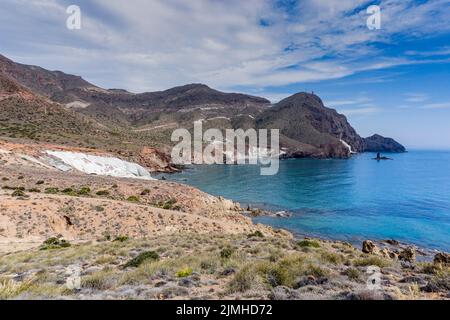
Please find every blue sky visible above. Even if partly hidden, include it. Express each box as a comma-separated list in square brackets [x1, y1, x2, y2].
[1, 0, 450, 149]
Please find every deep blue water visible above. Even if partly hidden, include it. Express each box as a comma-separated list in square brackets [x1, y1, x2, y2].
[166, 151, 450, 251]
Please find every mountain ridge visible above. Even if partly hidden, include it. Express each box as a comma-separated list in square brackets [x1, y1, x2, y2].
[0, 53, 405, 163]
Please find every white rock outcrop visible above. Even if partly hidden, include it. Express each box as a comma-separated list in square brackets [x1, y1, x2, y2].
[45, 150, 155, 180]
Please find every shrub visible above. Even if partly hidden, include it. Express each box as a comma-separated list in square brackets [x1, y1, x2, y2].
[81, 271, 114, 290]
[228, 265, 257, 292]
[220, 247, 234, 259]
[1, 177, 9, 181]
[96, 190, 110, 196]
[77, 187, 91, 195]
[247, 231, 264, 238]
[44, 187, 59, 194]
[320, 251, 344, 264]
[353, 256, 390, 268]
[127, 196, 140, 203]
[11, 189, 26, 197]
[40, 237, 71, 250]
[420, 262, 443, 275]
[28, 188, 41, 193]
[62, 188, 76, 195]
[297, 239, 320, 248]
[0, 278, 35, 299]
[304, 264, 329, 278]
[123, 251, 160, 268]
[176, 267, 193, 278]
[113, 236, 129, 243]
[345, 267, 361, 280]
[140, 189, 150, 196]
[36, 180, 45, 185]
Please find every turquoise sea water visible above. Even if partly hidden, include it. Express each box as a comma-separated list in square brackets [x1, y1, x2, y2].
[167, 151, 450, 251]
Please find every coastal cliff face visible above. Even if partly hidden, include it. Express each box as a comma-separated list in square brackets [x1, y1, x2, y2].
[0, 53, 404, 165]
[363, 134, 406, 153]
[257, 93, 364, 158]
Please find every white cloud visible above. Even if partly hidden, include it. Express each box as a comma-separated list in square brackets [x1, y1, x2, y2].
[420, 102, 450, 110]
[404, 93, 428, 103]
[0, 0, 449, 92]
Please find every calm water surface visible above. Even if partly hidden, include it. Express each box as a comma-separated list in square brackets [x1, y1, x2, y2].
[166, 151, 450, 251]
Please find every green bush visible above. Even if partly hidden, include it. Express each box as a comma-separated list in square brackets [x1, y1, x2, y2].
[127, 196, 140, 203]
[247, 231, 264, 238]
[320, 251, 343, 264]
[40, 237, 71, 250]
[123, 251, 160, 268]
[96, 190, 110, 196]
[62, 188, 76, 195]
[113, 236, 129, 242]
[297, 239, 320, 248]
[176, 267, 193, 278]
[345, 267, 361, 280]
[77, 187, 91, 195]
[44, 187, 59, 194]
[220, 247, 235, 259]
[353, 256, 390, 268]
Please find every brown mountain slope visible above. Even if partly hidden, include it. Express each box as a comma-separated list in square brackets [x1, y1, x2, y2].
[0, 53, 404, 158]
[257, 93, 364, 158]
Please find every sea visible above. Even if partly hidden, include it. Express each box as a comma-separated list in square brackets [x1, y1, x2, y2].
[165, 151, 450, 251]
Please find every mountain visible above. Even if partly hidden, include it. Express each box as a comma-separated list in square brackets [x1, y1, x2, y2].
[363, 134, 406, 153]
[256, 93, 364, 158]
[0, 72, 110, 144]
[0, 53, 404, 163]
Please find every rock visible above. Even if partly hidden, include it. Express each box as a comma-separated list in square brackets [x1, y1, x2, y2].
[220, 267, 236, 276]
[379, 248, 398, 260]
[362, 240, 377, 254]
[433, 252, 450, 265]
[293, 276, 328, 289]
[363, 134, 406, 153]
[178, 278, 197, 288]
[384, 239, 399, 246]
[398, 247, 416, 262]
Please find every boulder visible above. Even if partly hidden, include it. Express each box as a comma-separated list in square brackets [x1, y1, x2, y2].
[380, 248, 398, 260]
[398, 247, 416, 262]
[433, 252, 450, 265]
[362, 240, 377, 254]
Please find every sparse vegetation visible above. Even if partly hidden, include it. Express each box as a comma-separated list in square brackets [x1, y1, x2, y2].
[39, 237, 71, 250]
[297, 239, 320, 248]
[126, 196, 140, 203]
[176, 267, 193, 278]
[113, 236, 129, 243]
[123, 251, 160, 268]
[96, 190, 110, 196]
[353, 256, 391, 268]
[248, 230, 264, 238]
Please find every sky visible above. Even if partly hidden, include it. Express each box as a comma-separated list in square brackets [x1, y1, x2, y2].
[1, 0, 450, 149]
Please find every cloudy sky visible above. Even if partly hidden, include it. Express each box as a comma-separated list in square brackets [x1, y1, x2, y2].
[1, 0, 450, 149]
